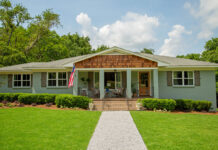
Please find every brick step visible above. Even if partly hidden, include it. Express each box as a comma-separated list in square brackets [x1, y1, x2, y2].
[92, 100, 138, 111]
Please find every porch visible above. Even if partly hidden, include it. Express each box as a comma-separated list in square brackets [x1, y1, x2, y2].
[72, 69, 159, 100]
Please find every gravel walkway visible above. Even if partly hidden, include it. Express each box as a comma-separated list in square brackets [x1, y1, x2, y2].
[87, 111, 147, 150]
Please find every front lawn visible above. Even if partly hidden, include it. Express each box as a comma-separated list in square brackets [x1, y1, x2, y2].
[0, 108, 101, 150]
[131, 111, 218, 150]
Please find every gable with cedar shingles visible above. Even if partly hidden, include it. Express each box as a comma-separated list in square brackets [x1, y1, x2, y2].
[75, 55, 157, 68]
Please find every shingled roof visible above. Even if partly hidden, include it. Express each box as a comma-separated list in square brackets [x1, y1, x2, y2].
[0, 47, 217, 72]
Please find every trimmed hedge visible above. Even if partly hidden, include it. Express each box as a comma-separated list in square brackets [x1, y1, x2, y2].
[192, 100, 212, 112]
[0, 93, 24, 102]
[138, 98, 212, 112]
[138, 98, 176, 111]
[55, 94, 92, 109]
[18, 94, 57, 104]
[175, 99, 193, 111]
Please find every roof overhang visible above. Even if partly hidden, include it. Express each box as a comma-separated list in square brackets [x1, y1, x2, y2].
[63, 47, 169, 68]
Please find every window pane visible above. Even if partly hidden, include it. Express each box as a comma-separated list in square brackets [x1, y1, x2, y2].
[173, 79, 183, 85]
[184, 79, 193, 85]
[49, 73, 56, 79]
[14, 75, 17, 80]
[14, 81, 21, 87]
[58, 80, 67, 86]
[58, 72, 66, 79]
[23, 74, 27, 80]
[174, 71, 182, 78]
[23, 74, 30, 80]
[23, 81, 30, 87]
[48, 80, 56, 86]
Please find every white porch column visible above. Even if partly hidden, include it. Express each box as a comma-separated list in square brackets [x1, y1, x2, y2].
[153, 69, 159, 98]
[73, 70, 78, 95]
[126, 69, 132, 99]
[100, 70, 104, 99]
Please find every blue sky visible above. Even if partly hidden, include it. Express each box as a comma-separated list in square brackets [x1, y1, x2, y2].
[13, 0, 218, 56]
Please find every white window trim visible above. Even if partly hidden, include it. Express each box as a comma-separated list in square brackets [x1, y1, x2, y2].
[172, 71, 195, 87]
[47, 72, 68, 88]
[12, 73, 31, 88]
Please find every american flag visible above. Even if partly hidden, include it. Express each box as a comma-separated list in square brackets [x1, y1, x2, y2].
[68, 65, 76, 88]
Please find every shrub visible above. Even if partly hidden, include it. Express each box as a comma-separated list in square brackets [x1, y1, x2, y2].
[0, 93, 24, 102]
[55, 95, 92, 109]
[192, 100, 212, 111]
[139, 98, 176, 111]
[18, 94, 57, 104]
[0, 103, 3, 107]
[175, 99, 193, 111]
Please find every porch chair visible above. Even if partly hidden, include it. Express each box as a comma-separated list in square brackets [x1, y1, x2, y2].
[91, 88, 100, 98]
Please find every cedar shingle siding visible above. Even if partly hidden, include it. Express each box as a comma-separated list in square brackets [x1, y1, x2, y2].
[75, 55, 157, 68]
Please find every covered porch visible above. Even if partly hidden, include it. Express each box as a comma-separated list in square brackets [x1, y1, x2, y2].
[72, 68, 159, 99]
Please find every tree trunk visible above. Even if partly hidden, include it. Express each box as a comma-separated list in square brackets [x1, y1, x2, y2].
[7, 29, 13, 46]
[25, 34, 41, 53]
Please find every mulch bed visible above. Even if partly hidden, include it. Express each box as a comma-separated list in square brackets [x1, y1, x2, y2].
[0, 103, 86, 111]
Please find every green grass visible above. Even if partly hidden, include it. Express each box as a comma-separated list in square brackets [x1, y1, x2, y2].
[0, 108, 101, 150]
[131, 111, 218, 150]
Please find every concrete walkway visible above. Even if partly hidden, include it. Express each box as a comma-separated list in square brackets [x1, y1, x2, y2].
[87, 111, 147, 150]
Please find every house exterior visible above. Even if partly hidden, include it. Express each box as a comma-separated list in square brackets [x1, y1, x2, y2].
[0, 47, 217, 110]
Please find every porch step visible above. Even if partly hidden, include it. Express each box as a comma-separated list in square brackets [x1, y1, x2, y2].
[93, 99, 137, 111]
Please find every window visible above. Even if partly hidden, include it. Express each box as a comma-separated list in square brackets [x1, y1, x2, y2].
[58, 72, 67, 86]
[13, 74, 31, 88]
[47, 72, 67, 87]
[173, 71, 194, 86]
[104, 72, 122, 89]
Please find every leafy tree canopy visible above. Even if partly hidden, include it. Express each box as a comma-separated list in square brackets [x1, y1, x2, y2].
[140, 48, 154, 54]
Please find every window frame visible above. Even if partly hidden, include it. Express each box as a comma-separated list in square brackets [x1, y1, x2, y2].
[12, 73, 31, 88]
[172, 71, 195, 87]
[47, 72, 68, 88]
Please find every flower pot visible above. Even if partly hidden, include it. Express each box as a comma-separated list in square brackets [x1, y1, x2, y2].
[136, 103, 141, 110]
[89, 103, 94, 111]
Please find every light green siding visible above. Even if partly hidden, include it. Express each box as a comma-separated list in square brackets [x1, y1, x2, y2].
[153, 69, 159, 98]
[32, 72, 73, 94]
[159, 71, 217, 110]
[0, 74, 32, 93]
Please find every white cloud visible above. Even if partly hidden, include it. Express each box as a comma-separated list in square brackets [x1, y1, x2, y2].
[76, 12, 91, 26]
[159, 25, 192, 56]
[185, 0, 218, 39]
[76, 12, 159, 50]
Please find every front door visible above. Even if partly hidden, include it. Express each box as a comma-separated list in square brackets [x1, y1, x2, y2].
[139, 72, 150, 96]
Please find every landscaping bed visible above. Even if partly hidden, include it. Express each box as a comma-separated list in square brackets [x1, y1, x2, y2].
[0, 93, 92, 110]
